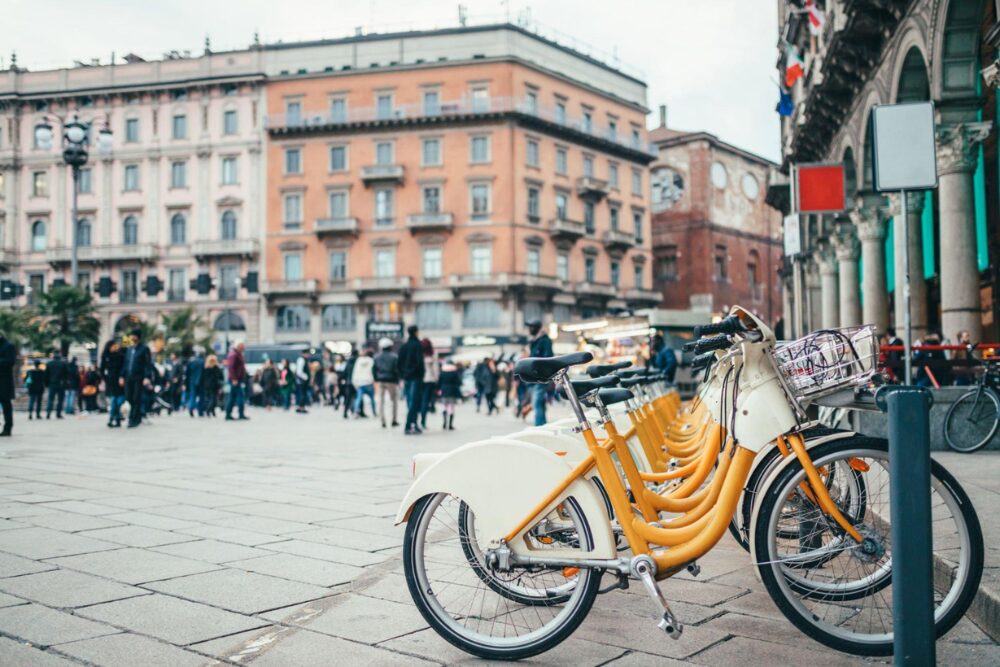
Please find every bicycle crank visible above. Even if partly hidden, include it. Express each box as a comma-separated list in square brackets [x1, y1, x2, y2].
[631, 555, 683, 640]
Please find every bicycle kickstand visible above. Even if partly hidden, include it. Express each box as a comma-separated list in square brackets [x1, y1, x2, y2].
[631, 555, 683, 639]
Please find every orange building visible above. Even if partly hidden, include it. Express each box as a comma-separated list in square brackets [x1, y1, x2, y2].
[261, 25, 658, 349]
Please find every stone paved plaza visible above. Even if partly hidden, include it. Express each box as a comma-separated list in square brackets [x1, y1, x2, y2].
[0, 405, 997, 666]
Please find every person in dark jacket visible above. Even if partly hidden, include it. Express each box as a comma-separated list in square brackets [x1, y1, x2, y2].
[341, 349, 358, 419]
[527, 320, 553, 426]
[260, 358, 280, 410]
[26, 359, 46, 420]
[45, 351, 67, 419]
[82, 365, 101, 413]
[372, 338, 400, 428]
[63, 356, 80, 415]
[473, 359, 491, 412]
[0, 335, 16, 435]
[397, 325, 424, 434]
[202, 354, 224, 416]
[100, 339, 126, 427]
[225, 342, 249, 421]
[185, 349, 205, 416]
[438, 359, 462, 430]
[122, 329, 152, 428]
[651, 334, 678, 382]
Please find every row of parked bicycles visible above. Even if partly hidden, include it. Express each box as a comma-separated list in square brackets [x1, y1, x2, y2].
[395, 306, 984, 660]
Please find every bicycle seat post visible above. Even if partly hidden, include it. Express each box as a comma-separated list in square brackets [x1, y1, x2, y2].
[557, 370, 591, 431]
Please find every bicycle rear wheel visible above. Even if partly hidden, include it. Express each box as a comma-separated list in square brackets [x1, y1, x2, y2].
[943, 387, 1000, 453]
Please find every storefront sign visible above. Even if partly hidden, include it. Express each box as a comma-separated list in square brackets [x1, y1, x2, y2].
[365, 321, 404, 341]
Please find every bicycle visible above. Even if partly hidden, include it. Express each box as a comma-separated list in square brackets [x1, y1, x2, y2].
[943, 344, 1000, 452]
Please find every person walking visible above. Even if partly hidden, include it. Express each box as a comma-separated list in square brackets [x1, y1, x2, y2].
[0, 334, 16, 436]
[122, 329, 152, 428]
[260, 358, 279, 410]
[483, 358, 500, 415]
[473, 358, 491, 413]
[438, 358, 462, 430]
[398, 325, 424, 435]
[279, 359, 293, 410]
[419, 338, 439, 430]
[203, 354, 224, 416]
[100, 339, 126, 427]
[82, 365, 100, 413]
[26, 359, 46, 420]
[351, 348, 376, 418]
[341, 348, 359, 419]
[293, 349, 311, 414]
[185, 348, 205, 416]
[45, 351, 67, 419]
[651, 333, 678, 382]
[527, 320, 553, 426]
[63, 356, 79, 416]
[224, 342, 249, 421]
[373, 338, 400, 428]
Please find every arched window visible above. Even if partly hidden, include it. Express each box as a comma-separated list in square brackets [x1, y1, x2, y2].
[76, 218, 91, 247]
[276, 305, 310, 332]
[31, 220, 46, 252]
[123, 216, 138, 246]
[221, 210, 237, 241]
[747, 249, 760, 291]
[214, 311, 246, 331]
[170, 213, 186, 245]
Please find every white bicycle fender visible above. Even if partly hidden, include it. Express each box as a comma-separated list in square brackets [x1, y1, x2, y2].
[395, 438, 617, 559]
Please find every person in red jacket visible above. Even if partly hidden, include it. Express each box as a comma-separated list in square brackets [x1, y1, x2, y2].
[224, 341, 249, 421]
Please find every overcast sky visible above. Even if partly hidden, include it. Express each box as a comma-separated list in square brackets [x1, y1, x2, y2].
[2, 0, 780, 161]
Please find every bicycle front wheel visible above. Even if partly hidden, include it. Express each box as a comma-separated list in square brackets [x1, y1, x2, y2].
[944, 387, 1000, 453]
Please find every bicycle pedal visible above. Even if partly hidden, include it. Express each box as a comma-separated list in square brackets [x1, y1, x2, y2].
[658, 611, 683, 639]
[686, 562, 701, 577]
[631, 555, 683, 641]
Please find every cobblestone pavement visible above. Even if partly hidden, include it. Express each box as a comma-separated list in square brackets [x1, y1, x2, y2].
[0, 405, 997, 666]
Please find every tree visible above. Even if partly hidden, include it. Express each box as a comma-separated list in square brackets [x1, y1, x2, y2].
[28, 286, 101, 356]
[0, 308, 30, 347]
[160, 307, 214, 357]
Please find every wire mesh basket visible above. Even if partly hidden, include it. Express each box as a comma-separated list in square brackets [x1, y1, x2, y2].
[772, 325, 879, 400]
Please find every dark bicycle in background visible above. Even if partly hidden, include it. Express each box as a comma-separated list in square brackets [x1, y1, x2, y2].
[943, 344, 1000, 452]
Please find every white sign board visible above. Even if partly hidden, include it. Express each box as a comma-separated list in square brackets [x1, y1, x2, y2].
[871, 101, 938, 191]
[783, 214, 801, 256]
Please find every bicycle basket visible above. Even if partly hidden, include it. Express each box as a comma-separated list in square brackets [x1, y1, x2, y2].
[772, 326, 879, 401]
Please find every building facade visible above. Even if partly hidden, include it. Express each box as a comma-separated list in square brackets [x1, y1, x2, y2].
[649, 110, 784, 326]
[774, 0, 1000, 343]
[260, 26, 659, 349]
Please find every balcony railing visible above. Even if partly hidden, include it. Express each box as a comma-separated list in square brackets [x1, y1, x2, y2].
[352, 276, 412, 292]
[625, 287, 662, 304]
[360, 164, 405, 184]
[46, 243, 158, 264]
[603, 229, 635, 250]
[449, 273, 509, 290]
[576, 176, 610, 199]
[191, 239, 259, 258]
[575, 281, 617, 298]
[406, 212, 454, 231]
[314, 217, 359, 235]
[549, 217, 586, 241]
[262, 279, 318, 296]
[508, 273, 569, 291]
[166, 290, 187, 302]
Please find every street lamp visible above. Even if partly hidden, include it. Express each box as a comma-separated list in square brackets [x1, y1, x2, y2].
[34, 114, 113, 287]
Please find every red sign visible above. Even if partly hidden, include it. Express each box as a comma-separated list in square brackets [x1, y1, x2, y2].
[797, 163, 846, 213]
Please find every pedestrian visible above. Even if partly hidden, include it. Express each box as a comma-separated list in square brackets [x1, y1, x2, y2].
[82, 365, 100, 413]
[498, 361, 512, 408]
[260, 358, 279, 410]
[185, 348, 205, 416]
[342, 348, 359, 419]
[0, 333, 15, 436]
[279, 358, 293, 410]
[63, 355, 79, 415]
[373, 338, 400, 428]
[651, 333, 678, 382]
[45, 351, 66, 419]
[398, 325, 425, 435]
[351, 348, 376, 418]
[438, 358, 462, 430]
[167, 352, 185, 411]
[527, 320, 553, 426]
[293, 348, 311, 414]
[122, 329, 152, 428]
[473, 358, 491, 413]
[100, 339, 126, 428]
[202, 354, 224, 416]
[26, 359, 46, 420]
[224, 341, 249, 421]
[418, 338, 438, 430]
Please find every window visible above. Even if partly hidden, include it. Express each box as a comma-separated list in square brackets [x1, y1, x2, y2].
[553, 304, 572, 322]
[527, 187, 540, 221]
[322, 304, 355, 331]
[423, 247, 442, 281]
[375, 248, 395, 277]
[633, 211, 644, 243]
[634, 263, 644, 289]
[123, 216, 138, 245]
[172, 114, 187, 139]
[76, 218, 91, 247]
[27, 274, 45, 304]
[416, 302, 451, 330]
[330, 97, 347, 122]
[527, 138, 539, 167]
[329, 251, 347, 282]
[30, 221, 46, 251]
[471, 245, 492, 276]
[223, 109, 238, 135]
[607, 119, 617, 141]
[286, 100, 302, 125]
[631, 127, 641, 148]
[471, 86, 489, 112]
[283, 194, 302, 228]
[609, 163, 619, 188]
[77, 168, 92, 194]
[32, 171, 47, 197]
[329, 145, 347, 171]
[610, 260, 620, 287]
[172, 89, 187, 101]
[283, 253, 303, 281]
[463, 300, 501, 328]
[526, 90, 538, 113]
[221, 157, 238, 184]
[610, 206, 620, 231]
[556, 101, 567, 125]
[124, 164, 139, 191]
[221, 210, 237, 240]
[583, 155, 594, 177]
[170, 213, 186, 245]
[376, 141, 393, 165]
[218, 264, 239, 299]
[422, 186, 441, 214]
[585, 256, 596, 282]
[714, 245, 728, 281]
[582, 110, 593, 133]
[656, 247, 678, 282]
[170, 160, 187, 188]
[523, 300, 544, 324]
[527, 248, 540, 276]
[632, 168, 642, 195]
[748, 250, 760, 296]
[422, 138, 441, 166]
[423, 90, 440, 115]
[584, 202, 595, 234]
[120, 270, 138, 304]
[470, 135, 490, 163]
[277, 305, 310, 332]
[556, 148, 568, 174]
[329, 191, 348, 218]
[376, 93, 393, 119]
[375, 188, 394, 225]
[125, 117, 139, 142]
[168, 268, 187, 302]
[285, 148, 302, 174]
[555, 193, 568, 219]
[470, 183, 490, 220]
[557, 253, 569, 281]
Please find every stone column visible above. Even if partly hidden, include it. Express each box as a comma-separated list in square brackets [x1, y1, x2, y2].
[817, 245, 839, 329]
[888, 191, 929, 340]
[936, 122, 991, 342]
[850, 194, 889, 332]
[832, 226, 862, 327]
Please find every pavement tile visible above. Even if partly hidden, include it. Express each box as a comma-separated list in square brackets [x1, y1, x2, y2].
[48, 547, 221, 585]
[100, 511, 201, 531]
[0, 569, 148, 609]
[0, 502, 58, 519]
[0, 518, 27, 531]
[0, 526, 119, 560]
[0, 551, 58, 577]
[574, 608, 729, 660]
[56, 631, 208, 667]
[290, 526, 404, 552]
[352, 572, 415, 604]
[690, 636, 870, 667]
[0, 637, 79, 666]
[601, 650, 695, 667]
[712, 590, 787, 621]
[20, 512, 125, 533]
[87, 495, 174, 510]
[77, 593, 268, 645]
[222, 501, 356, 524]
[264, 593, 427, 644]
[152, 538, 274, 564]
[249, 629, 436, 667]
[937, 640, 1000, 666]
[203, 513, 319, 535]
[186, 626, 283, 659]
[0, 592, 25, 607]
[40, 500, 122, 516]
[77, 525, 196, 548]
[143, 504, 243, 522]
[262, 538, 392, 567]
[175, 524, 291, 546]
[6, 493, 63, 504]
[317, 514, 408, 538]
[0, 602, 118, 647]
[144, 568, 332, 614]
[229, 552, 364, 587]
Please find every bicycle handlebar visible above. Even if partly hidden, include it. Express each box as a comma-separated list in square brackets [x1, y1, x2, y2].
[692, 335, 733, 354]
[693, 315, 743, 338]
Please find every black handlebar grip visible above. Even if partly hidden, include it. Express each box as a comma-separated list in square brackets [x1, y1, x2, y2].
[693, 335, 733, 355]
[690, 352, 716, 370]
[693, 315, 743, 338]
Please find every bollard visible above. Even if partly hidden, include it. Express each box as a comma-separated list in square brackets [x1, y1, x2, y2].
[877, 385, 935, 666]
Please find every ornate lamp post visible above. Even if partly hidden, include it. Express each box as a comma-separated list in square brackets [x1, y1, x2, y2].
[34, 115, 112, 286]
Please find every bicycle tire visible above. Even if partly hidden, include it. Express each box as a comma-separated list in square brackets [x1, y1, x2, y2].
[943, 387, 1000, 453]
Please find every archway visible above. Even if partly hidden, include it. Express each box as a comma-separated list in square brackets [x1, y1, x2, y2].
[213, 311, 246, 332]
[938, 0, 987, 99]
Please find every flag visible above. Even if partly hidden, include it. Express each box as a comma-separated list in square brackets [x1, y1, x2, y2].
[805, 0, 825, 35]
[776, 88, 794, 117]
[785, 45, 805, 88]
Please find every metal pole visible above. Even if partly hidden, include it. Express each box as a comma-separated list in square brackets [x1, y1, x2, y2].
[70, 165, 80, 288]
[790, 164, 804, 338]
[901, 190, 912, 385]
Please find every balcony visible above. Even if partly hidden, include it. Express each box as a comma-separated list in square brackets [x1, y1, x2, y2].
[406, 212, 454, 232]
[262, 279, 319, 297]
[625, 288, 662, 307]
[191, 239, 259, 259]
[549, 217, 586, 242]
[603, 229, 636, 251]
[352, 276, 412, 296]
[360, 164, 404, 185]
[314, 217, 359, 236]
[46, 243, 158, 265]
[449, 273, 510, 290]
[508, 273, 569, 292]
[576, 176, 610, 200]
[575, 281, 617, 299]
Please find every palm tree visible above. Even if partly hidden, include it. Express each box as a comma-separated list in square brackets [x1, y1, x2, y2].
[28, 286, 101, 356]
[0, 308, 30, 347]
[160, 307, 214, 356]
